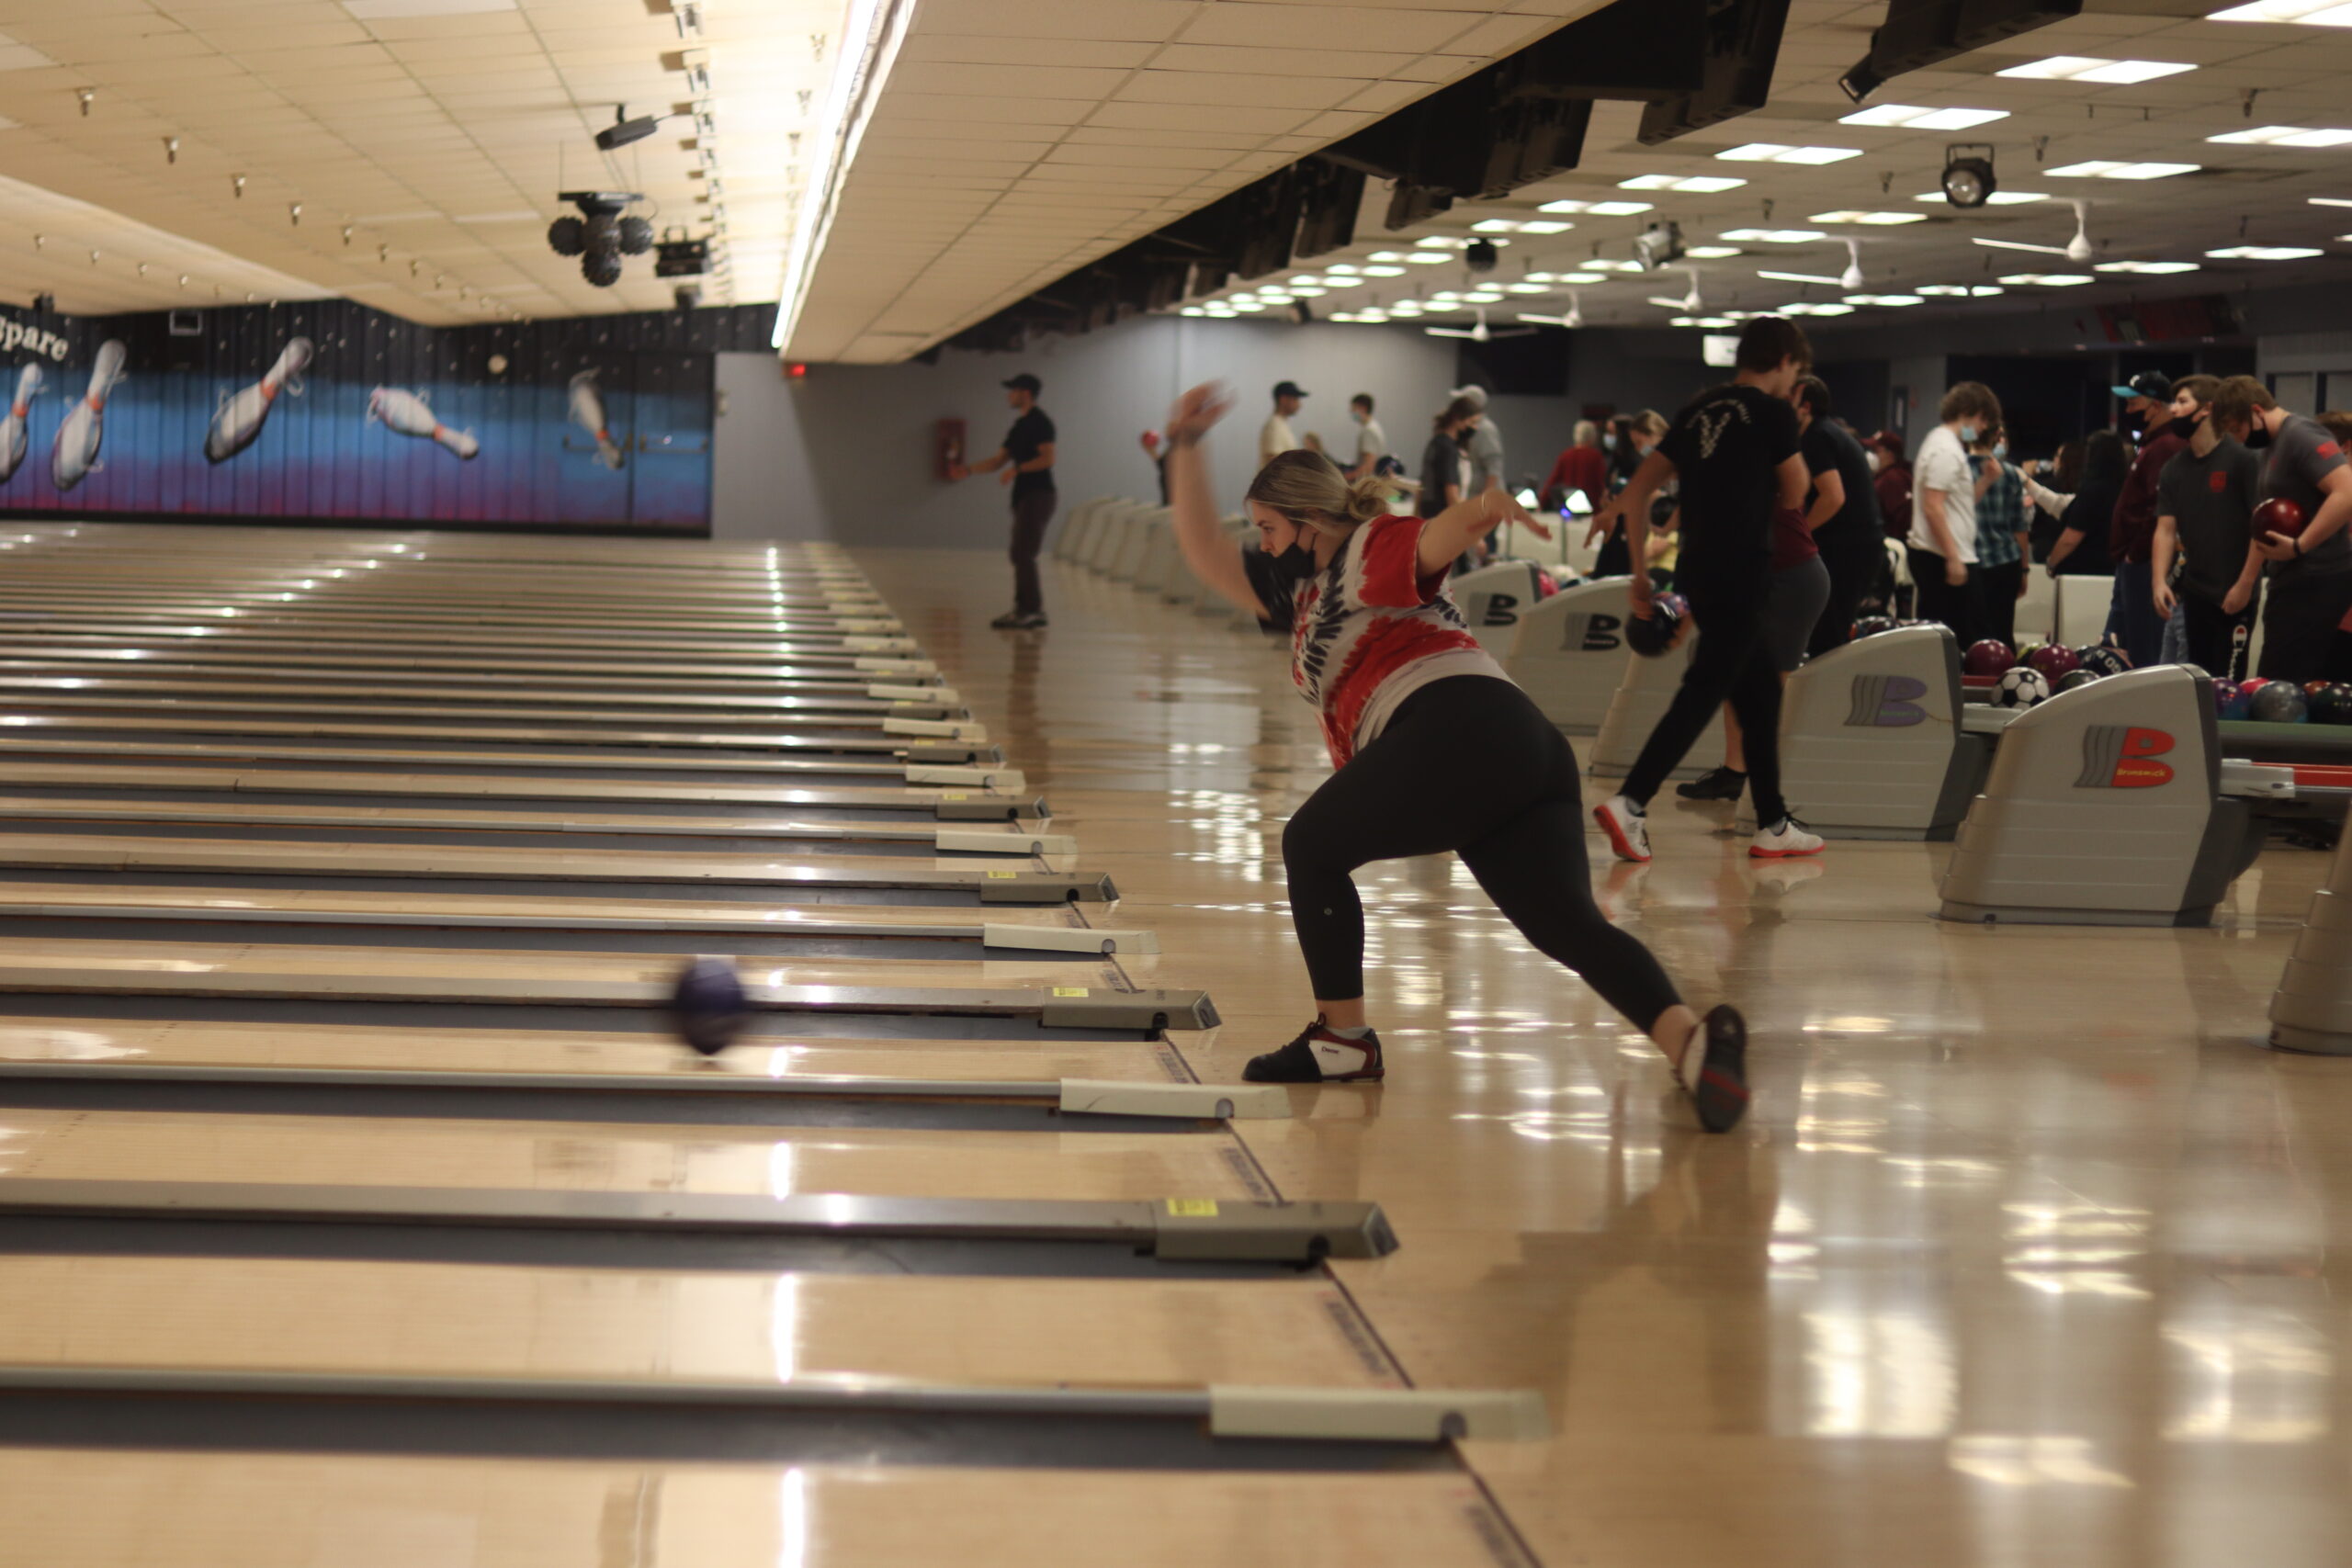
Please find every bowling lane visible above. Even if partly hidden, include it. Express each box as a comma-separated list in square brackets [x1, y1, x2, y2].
[0, 713, 985, 759]
[0, 1108, 1267, 1201]
[0, 1014, 1193, 1088]
[0, 647, 945, 688]
[0, 1453, 1521, 1568]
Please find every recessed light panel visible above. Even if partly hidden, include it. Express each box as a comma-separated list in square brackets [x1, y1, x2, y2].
[2209, 125, 2352, 147]
[2046, 161, 2200, 180]
[1717, 143, 1863, 164]
[1840, 105, 2008, 130]
[2094, 260, 2200, 274]
[1998, 272, 2096, 286]
[1616, 175, 1745, 193]
[1540, 197, 1658, 215]
[1720, 228, 1828, 243]
[2211, 0, 2352, 23]
[1996, 56, 2195, 83]
[2206, 244, 2325, 259]
[1810, 210, 1928, 225]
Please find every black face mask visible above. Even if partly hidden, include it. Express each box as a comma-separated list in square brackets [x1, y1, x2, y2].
[2245, 421, 2273, 451]
[1273, 541, 1321, 581]
[2174, 411, 2205, 437]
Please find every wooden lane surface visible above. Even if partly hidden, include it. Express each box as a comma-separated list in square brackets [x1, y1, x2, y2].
[0, 715, 960, 755]
[0, 675, 954, 717]
[0, 834, 1063, 886]
[0, 600, 905, 637]
[0, 620, 922, 659]
[0, 935, 1118, 996]
[0, 1255, 1396, 1392]
[0, 694, 962, 737]
[0, 632, 929, 675]
[0, 1014, 1192, 1087]
[0, 1107, 1270, 1201]
[0, 654, 947, 694]
[0, 882, 1096, 934]
[0, 795, 1043, 850]
[0, 1453, 1525, 1568]
[0, 761, 1021, 808]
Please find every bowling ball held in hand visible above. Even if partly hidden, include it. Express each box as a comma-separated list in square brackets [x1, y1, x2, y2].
[671, 956, 752, 1056]
[2253, 497, 2307, 542]
[1626, 595, 1682, 657]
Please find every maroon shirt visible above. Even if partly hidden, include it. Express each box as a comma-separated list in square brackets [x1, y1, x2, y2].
[2109, 423, 2188, 565]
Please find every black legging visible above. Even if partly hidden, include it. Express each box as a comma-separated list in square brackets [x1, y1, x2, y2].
[1281, 675, 1682, 1031]
[1621, 576, 1789, 825]
[1808, 529, 1884, 657]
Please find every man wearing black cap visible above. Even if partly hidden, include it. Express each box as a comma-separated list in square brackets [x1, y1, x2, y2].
[951, 372, 1057, 629]
[1261, 381, 1309, 468]
[2108, 370, 2188, 667]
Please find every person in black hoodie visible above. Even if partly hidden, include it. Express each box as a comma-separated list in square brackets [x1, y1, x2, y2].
[2038, 429, 2128, 580]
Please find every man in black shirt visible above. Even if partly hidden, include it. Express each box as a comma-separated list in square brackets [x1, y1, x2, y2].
[2153, 381, 2259, 678]
[1793, 382, 1885, 655]
[952, 372, 1058, 629]
[1590, 316, 1822, 863]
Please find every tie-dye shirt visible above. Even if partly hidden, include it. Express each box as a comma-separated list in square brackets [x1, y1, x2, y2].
[1241, 514, 1510, 768]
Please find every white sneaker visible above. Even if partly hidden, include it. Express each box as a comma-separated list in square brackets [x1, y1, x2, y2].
[1594, 795, 1652, 863]
[1749, 816, 1825, 860]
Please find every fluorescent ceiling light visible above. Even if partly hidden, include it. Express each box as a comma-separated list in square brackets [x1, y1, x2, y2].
[1617, 175, 1745, 193]
[1810, 209, 1928, 225]
[1721, 228, 1828, 243]
[1998, 272, 2096, 286]
[1581, 259, 1649, 272]
[1839, 104, 2007, 130]
[1415, 236, 1456, 247]
[1716, 143, 1863, 164]
[1367, 251, 1407, 261]
[1464, 291, 1503, 303]
[1669, 315, 1737, 328]
[2211, 0, 2352, 23]
[1403, 251, 1450, 264]
[2209, 125, 2352, 147]
[1685, 246, 1743, 259]
[1363, 265, 1405, 277]
[1519, 220, 1573, 234]
[1845, 293, 1925, 306]
[1357, 310, 1387, 322]
[1781, 301, 1858, 316]
[1472, 218, 1575, 234]
[1917, 284, 2009, 296]
[1997, 55, 2195, 83]
[1389, 301, 1423, 313]
[2311, 197, 2352, 208]
[1179, 307, 1204, 317]
[1914, 189, 2048, 205]
[2094, 259, 2200, 274]
[1555, 271, 1605, 284]
[2206, 244, 2325, 259]
[774, 0, 917, 349]
[1540, 197, 1657, 215]
[1228, 300, 1265, 311]
[1757, 270, 1836, 284]
[1471, 220, 1515, 232]
[2046, 160, 2200, 180]
[1505, 282, 1548, 293]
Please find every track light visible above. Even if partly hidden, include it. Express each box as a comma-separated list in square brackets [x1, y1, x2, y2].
[1942, 145, 1997, 209]
[594, 104, 669, 152]
[1838, 54, 1885, 105]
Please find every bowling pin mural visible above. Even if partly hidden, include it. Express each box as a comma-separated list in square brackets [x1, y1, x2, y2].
[368, 386, 479, 460]
[568, 369, 625, 469]
[0, 363, 42, 482]
[204, 336, 311, 464]
[51, 339, 126, 492]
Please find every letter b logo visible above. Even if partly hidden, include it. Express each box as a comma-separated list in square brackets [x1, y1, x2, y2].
[1845, 674, 1928, 728]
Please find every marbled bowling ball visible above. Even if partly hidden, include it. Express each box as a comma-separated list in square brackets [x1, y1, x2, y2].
[2250, 681, 2312, 725]
[2027, 643, 2081, 682]
[1962, 639, 2014, 678]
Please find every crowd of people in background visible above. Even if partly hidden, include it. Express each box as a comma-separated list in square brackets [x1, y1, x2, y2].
[965, 353, 2352, 693]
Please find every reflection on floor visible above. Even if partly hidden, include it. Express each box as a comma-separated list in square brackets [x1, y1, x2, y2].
[860, 547, 2351, 1568]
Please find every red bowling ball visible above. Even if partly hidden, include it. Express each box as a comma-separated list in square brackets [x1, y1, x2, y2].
[1962, 639, 2015, 678]
[2027, 643, 2080, 682]
[2254, 497, 2307, 541]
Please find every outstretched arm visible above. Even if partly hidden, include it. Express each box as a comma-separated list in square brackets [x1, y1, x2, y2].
[1164, 384, 1269, 620]
[1415, 488, 1552, 575]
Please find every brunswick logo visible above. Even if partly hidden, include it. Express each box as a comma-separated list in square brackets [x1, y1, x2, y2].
[1845, 673, 1928, 728]
[1463, 591, 1520, 629]
[1558, 612, 1621, 652]
[2075, 724, 2175, 789]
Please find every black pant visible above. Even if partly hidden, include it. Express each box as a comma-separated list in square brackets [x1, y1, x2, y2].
[1908, 547, 1984, 648]
[1594, 525, 1631, 580]
[2257, 565, 2352, 682]
[1010, 490, 1056, 615]
[1281, 676, 1682, 1031]
[1622, 575, 1790, 826]
[1977, 558, 2023, 649]
[2181, 592, 2256, 680]
[1808, 529, 1885, 656]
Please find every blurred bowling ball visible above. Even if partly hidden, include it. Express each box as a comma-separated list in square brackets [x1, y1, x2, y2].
[2312, 682, 2352, 725]
[1962, 639, 2014, 677]
[2253, 496, 2307, 540]
[2028, 643, 2081, 682]
[2212, 677, 2241, 719]
[2053, 670, 2100, 694]
[2078, 646, 2132, 678]
[1850, 615, 1896, 640]
[1626, 596, 1683, 657]
[1993, 667, 2051, 708]
[2251, 681, 2312, 724]
[1656, 591, 1690, 622]
[2012, 640, 2048, 670]
[670, 955, 751, 1056]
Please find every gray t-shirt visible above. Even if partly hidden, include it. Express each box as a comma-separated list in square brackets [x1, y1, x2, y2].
[2158, 439, 2260, 604]
[1465, 418, 1504, 493]
[2262, 412, 2351, 576]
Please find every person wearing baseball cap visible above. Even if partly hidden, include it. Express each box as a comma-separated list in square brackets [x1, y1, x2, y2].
[1261, 381, 1309, 468]
[2107, 370, 2193, 666]
[946, 372, 1057, 629]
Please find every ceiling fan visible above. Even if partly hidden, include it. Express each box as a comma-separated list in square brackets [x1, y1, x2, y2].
[1516, 290, 1584, 330]
[1971, 197, 2095, 265]
[1756, 239, 1865, 292]
[1646, 267, 1702, 313]
[1423, 306, 1540, 343]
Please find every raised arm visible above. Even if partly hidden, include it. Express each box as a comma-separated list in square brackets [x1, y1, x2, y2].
[1164, 384, 1269, 620]
[1414, 487, 1552, 575]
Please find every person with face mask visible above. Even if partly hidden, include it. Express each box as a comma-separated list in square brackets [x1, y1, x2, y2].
[2106, 371, 2189, 669]
[1970, 423, 2030, 649]
[2212, 374, 2352, 682]
[1587, 410, 1667, 578]
[1158, 382, 1755, 1134]
[1906, 382, 2003, 646]
[2152, 375, 2256, 677]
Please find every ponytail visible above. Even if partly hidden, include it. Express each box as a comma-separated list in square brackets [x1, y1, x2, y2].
[1245, 447, 1403, 535]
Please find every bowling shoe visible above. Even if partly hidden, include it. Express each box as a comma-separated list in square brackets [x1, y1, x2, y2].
[1243, 1019, 1385, 1083]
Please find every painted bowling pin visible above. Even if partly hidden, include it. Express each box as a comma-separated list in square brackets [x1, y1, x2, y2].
[368, 386, 479, 460]
[51, 339, 126, 492]
[204, 336, 311, 464]
[0, 363, 42, 482]
[568, 369, 624, 469]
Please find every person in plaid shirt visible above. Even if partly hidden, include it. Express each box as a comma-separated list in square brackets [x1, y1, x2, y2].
[1969, 425, 2030, 648]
